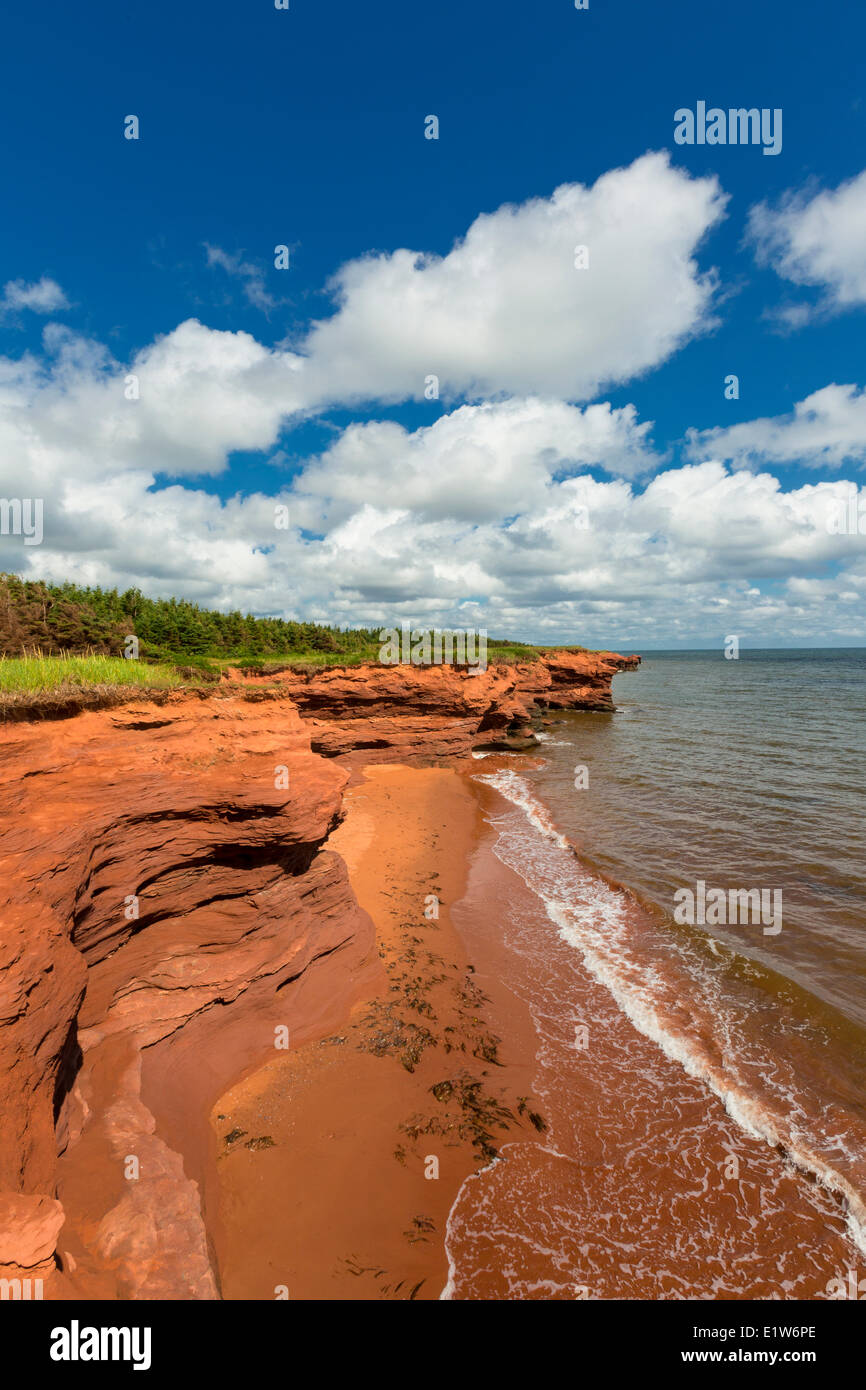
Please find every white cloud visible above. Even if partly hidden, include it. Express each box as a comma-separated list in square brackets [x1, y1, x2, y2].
[1, 154, 726, 497]
[686, 384, 866, 470]
[4, 337, 864, 643]
[0, 320, 307, 493]
[3, 154, 864, 646]
[748, 168, 866, 316]
[1, 276, 69, 316]
[297, 152, 726, 404]
[291, 397, 659, 534]
[2, 154, 725, 495]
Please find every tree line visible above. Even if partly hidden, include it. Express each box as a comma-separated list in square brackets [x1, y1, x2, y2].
[0, 574, 383, 661]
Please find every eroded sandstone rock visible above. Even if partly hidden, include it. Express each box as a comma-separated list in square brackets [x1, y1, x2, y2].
[265, 649, 639, 759]
[0, 651, 638, 1297]
[0, 694, 379, 1297]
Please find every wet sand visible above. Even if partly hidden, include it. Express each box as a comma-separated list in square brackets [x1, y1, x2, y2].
[209, 758, 862, 1301]
[209, 763, 544, 1300]
[446, 771, 860, 1300]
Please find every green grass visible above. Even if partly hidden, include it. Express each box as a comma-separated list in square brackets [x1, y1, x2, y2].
[0, 640, 602, 701]
[211, 652, 370, 671]
[219, 641, 574, 672]
[0, 653, 184, 695]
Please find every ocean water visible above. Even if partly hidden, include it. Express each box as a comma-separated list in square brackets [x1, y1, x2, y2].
[446, 649, 866, 1300]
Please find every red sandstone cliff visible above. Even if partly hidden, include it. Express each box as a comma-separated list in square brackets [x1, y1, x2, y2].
[0, 648, 637, 1296]
[254, 648, 640, 760]
[0, 694, 379, 1297]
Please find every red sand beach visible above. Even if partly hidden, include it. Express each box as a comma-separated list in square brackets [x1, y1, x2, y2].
[209, 759, 860, 1300]
[208, 763, 544, 1300]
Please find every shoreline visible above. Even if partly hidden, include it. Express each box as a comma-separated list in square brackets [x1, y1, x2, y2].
[207, 761, 545, 1299]
[5, 657, 859, 1300]
[0, 654, 635, 1296]
[454, 760, 864, 1298]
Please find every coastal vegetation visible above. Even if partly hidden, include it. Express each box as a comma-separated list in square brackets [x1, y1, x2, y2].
[0, 653, 183, 695]
[0, 574, 588, 699]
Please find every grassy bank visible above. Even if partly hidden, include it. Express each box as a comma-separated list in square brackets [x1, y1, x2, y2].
[0, 653, 185, 695]
[0, 653, 192, 720]
[0, 576, 603, 717]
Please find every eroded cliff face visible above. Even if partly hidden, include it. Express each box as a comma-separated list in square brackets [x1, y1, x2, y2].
[513, 650, 640, 711]
[0, 694, 379, 1297]
[259, 649, 640, 760]
[0, 649, 638, 1297]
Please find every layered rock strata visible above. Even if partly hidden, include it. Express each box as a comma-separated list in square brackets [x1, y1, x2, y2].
[266, 649, 640, 759]
[0, 696, 378, 1296]
[0, 649, 638, 1295]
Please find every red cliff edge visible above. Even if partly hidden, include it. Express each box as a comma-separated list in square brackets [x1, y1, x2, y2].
[248, 647, 641, 759]
[0, 648, 638, 1296]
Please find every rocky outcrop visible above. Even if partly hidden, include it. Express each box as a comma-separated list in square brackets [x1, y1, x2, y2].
[0, 694, 379, 1297]
[273, 661, 519, 759]
[0, 648, 638, 1297]
[0, 1192, 65, 1272]
[512, 649, 640, 714]
[268, 649, 640, 760]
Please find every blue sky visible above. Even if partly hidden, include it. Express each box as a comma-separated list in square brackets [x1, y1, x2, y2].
[1, 0, 864, 647]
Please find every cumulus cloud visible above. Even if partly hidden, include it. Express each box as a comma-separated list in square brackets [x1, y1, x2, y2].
[686, 384, 866, 470]
[0, 320, 307, 493]
[3, 153, 863, 646]
[286, 460, 866, 642]
[1, 276, 69, 316]
[2, 153, 726, 494]
[297, 152, 726, 404]
[2, 153, 725, 495]
[291, 397, 659, 534]
[748, 168, 866, 317]
[13, 457, 863, 645]
[3, 330, 863, 642]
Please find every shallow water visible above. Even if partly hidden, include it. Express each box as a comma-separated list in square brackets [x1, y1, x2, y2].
[445, 649, 866, 1299]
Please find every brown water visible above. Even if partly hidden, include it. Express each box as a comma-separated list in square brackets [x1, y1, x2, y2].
[444, 650, 866, 1299]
